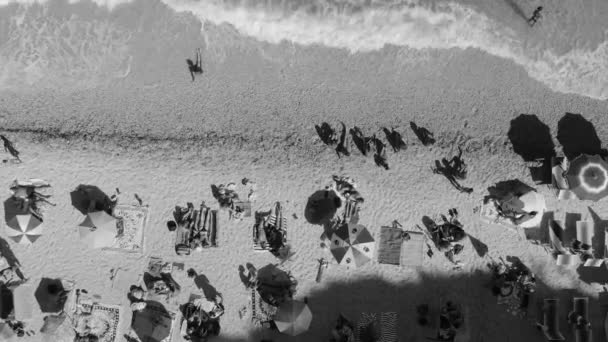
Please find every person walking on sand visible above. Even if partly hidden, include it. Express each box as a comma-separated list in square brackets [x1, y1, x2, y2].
[186, 48, 203, 82]
[0, 135, 21, 162]
[335, 122, 350, 158]
[528, 6, 543, 26]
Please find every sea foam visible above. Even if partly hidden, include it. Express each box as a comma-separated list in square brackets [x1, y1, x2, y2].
[1, 0, 607, 100]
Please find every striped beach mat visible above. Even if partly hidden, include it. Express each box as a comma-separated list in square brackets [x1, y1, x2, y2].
[377, 227, 425, 267]
[357, 312, 398, 342]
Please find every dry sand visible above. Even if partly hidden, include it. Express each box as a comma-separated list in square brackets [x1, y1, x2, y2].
[1, 1, 608, 342]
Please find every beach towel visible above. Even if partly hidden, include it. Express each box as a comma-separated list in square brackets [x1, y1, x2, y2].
[232, 201, 252, 218]
[107, 204, 147, 254]
[377, 226, 405, 265]
[357, 312, 398, 342]
[140, 257, 180, 308]
[551, 157, 578, 200]
[250, 288, 277, 326]
[253, 203, 287, 252]
[402, 231, 425, 267]
[78, 303, 121, 342]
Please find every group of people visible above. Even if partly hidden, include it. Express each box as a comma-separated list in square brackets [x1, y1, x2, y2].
[173, 202, 215, 252]
[432, 148, 473, 194]
[489, 258, 537, 309]
[426, 209, 467, 265]
[180, 295, 224, 340]
[315, 121, 411, 170]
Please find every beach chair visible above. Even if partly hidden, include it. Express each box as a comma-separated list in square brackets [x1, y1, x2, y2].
[537, 299, 565, 341]
[570, 297, 592, 342]
[551, 157, 578, 200]
[174, 224, 191, 255]
[343, 199, 360, 224]
[205, 209, 219, 248]
[549, 220, 568, 254]
[12, 283, 35, 321]
[576, 221, 594, 250]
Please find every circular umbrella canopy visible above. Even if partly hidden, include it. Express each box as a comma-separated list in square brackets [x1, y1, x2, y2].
[256, 264, 294, 306]
[79, 211, 117, 249]
[70, 185, 113, 215]
[566, 154, 608, 202]
[6, 214, 43, 245]
[35, 278, 66, 313]
[329, 223, 374, 268]
[274, 300, 312, 336]
[131, 301, 172, 342]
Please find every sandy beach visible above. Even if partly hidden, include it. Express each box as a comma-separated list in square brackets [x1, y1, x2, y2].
[1, 0, 608, 341]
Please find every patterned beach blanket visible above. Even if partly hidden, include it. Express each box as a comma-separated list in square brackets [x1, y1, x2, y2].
[78, 303, 121, 342]
[250, 288, 277, 326]
[357, 312, 398, 342]
[109, 204, 148, 253]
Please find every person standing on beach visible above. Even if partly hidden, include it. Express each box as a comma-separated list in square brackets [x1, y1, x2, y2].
[186, 48, 203, 82]
[528, 6, 543, 26]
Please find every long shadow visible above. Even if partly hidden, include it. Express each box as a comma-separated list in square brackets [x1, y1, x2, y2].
[244, 266, 604, 342]
[557, 113, 608, 160]
[193, 274, 220, 301]
[503, 0, 529, 21]
[304, 190, 342, 225]
[588, 207, 608, 256]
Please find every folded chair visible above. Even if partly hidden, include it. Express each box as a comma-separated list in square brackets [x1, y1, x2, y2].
[537, 299, 565, 341]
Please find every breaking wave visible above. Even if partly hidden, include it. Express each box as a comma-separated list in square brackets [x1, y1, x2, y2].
[1, 0, 608, 100]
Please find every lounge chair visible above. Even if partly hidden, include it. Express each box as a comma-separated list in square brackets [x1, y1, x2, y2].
[12, 283, 35, 321]
[343, 198, 360, 224]
[570, 297, 591, 342]
[549, 220, 568, 254]
[551, 157, 577, 200]
[576, 221, 594, 250]
[537, 299, 565, 341]
[174, 224, 191, 256]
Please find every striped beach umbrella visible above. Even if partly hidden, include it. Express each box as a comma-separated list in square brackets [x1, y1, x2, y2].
[78, 211, 117, 249]
[6, 214, 43, 245]
[565, 154, 608, 201]
[329, 223, 375, 268]
[274, 300, 312, 336]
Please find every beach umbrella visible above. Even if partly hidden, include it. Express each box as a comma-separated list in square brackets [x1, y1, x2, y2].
[6, 214, 43, 245]
[35, 278, 66, 313]
[3, 197, 31, 226]
[329, 223, 374, 268]
[70, 185, 113, 215]
[256, 264, 294, 306]
[565, 154, 608, 201]
[274, 299, 312, 336]
[131, 300, 172, 342]
[78, 211, 117, 249]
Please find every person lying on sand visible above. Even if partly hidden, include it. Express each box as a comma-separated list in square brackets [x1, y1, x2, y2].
[382, 127, 407, 152]
[315, 122, 338, 146]
[335, 122, 350, 158]
[186, 48, 203, 82]
[410, 121, 435, 146]
[432, 159, 473, 194]
[372, 135, 389, 170]
[495, 194, 537, 225]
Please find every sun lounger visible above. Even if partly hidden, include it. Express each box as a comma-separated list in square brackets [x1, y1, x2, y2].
[253, 202, 287, 253]
[551, 157, 578, 200]
[174, 224, 191, 255]
[343, 199, 360, 223]
[576, 221, 594, 248]
[12, 283, 34, 321]
[556, 254, 581, 266]
[537, 299, 565, 341]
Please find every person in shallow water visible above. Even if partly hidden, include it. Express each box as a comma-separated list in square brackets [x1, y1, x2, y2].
[186, 48, 203, 82]
[528, 6, 543, 26]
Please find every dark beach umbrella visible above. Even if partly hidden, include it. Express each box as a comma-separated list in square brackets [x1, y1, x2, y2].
[304, 190, 341, 225]
[507, 114, 555, 161]
[3, 197, 30, 225]
[70, 185, 113, 215]
[256, 264, 294, 306]
[557, 113, 604, 160]
[34, 278, 66, 313]
[131, 300, 172, 342]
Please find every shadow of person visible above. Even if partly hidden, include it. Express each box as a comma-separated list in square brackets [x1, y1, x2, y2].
[410, 122, 435, 146]
[194, 274, 220, 301]
[557, 113, 608, 160]
[503, 0, 529, 21]
[238, 265, 250, 289]
[382, 127, 407, 152]
[315, 122, 337, 146]
[350, 126, 371, 156]
[304, 190, 342, 225]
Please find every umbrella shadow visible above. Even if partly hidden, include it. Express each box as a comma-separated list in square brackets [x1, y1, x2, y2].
[468, 235, 488, 257]
[557, 113, 608, 160]
[508, 114, 556, 183]
[588, 207, 608, 257]
[304, 190, 342, 226]
[70, 185, 114, 215]
[483, 179, 535, 204]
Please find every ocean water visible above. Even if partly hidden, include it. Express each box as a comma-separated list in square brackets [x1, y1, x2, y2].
[1, 0, 607, 100]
